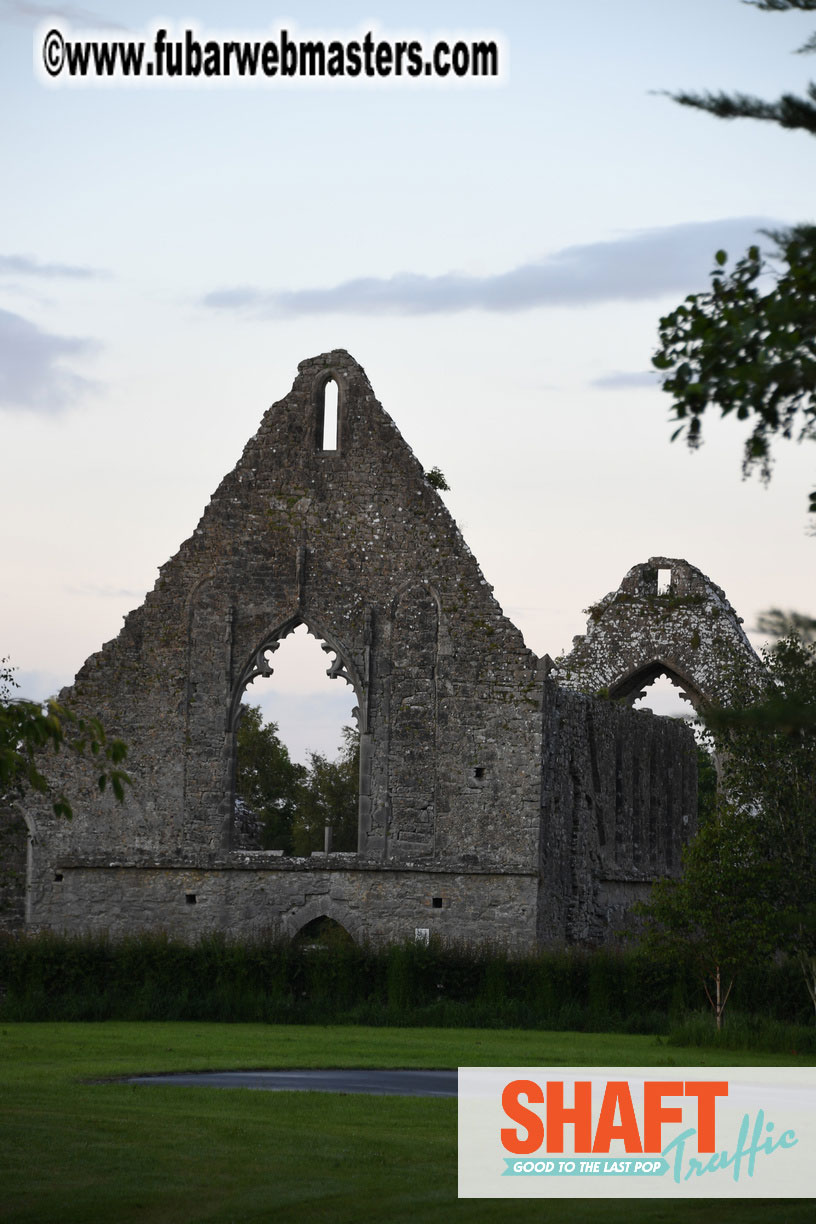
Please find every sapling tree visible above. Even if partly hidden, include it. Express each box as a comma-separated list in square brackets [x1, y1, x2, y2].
[638, 797, 777, 1029]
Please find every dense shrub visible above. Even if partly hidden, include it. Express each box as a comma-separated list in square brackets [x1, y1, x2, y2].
[0, 931, 811, 1043]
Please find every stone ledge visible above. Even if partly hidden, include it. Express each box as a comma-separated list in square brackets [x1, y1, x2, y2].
[54, 855, 537, 878]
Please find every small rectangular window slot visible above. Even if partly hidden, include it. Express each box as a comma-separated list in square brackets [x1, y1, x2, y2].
[657, 568, 672, 595]
[473, 766, 485, 780]
[185, 892, 197, 905]
[54, 872, 63, 883]
[432, 897, 443, 909]
[320, 379, 339, 451]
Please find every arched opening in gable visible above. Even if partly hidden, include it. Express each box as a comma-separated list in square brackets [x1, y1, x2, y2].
[611, 661, 711, 822]
[230, 622, 362, 856]
[611, 660, 703, 719]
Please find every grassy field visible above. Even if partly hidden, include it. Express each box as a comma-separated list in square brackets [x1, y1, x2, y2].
[0, 1022, 813, 1223]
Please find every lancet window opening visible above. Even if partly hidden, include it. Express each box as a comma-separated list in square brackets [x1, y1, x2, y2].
[317, 376, 339, 451]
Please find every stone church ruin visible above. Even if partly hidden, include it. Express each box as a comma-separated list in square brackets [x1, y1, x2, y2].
[9, 351, 762, 949]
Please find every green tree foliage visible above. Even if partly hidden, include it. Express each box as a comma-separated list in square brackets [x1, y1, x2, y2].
[291, 726, 360, 856]
[654, 229, 816, 514]
[638, 802, 777, 1029]
[654, 2, 816, 515]
[710, 635, 816, 1015]
[640, 633, 816, 1023]
[235, 706, 359, 856]
[649, 7, 816, 1006]
[0, 658, 130, 819]
[234, 704, 306, 853]
[696, 744, 719, 823]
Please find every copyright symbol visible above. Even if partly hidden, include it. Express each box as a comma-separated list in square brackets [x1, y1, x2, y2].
[42, 28, 65, 77]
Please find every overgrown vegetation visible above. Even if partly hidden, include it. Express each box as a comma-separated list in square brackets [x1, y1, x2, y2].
[424, 466, 450, 491]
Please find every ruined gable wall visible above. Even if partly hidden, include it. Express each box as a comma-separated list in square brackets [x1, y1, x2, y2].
[25, 351, 543, 932]
[558, 557, 764, 708]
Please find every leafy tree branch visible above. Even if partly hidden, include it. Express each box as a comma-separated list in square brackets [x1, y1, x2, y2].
[653, 228, 816, 514]
[0, 658, 130, 819]
[654, 1, 816, 514]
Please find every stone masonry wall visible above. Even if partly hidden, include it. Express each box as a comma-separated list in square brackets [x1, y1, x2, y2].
[539, 680, 697, 944]
[18, 353, 700, 948]
[32, 858, 539, 953]
[0, 805, 28, 934]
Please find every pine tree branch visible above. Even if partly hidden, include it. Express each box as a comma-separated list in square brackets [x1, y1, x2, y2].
[668, 88, 816, 134]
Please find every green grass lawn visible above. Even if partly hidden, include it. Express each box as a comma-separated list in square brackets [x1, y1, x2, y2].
[0, 1023, 812, 1223]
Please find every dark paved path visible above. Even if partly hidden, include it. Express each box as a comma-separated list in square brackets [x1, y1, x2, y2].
[124, 1069, 458, 1097]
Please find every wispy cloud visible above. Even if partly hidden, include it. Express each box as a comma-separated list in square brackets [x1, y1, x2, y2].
[0, 253, 108, 280]
[0, 308, 98, 414]
[0, 1, 125, 29]
[591, 370, 660, 390]
[202, 217, 780, 319]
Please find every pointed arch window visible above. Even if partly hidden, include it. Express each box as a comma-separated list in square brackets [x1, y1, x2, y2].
[228, 619, 366, 856]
